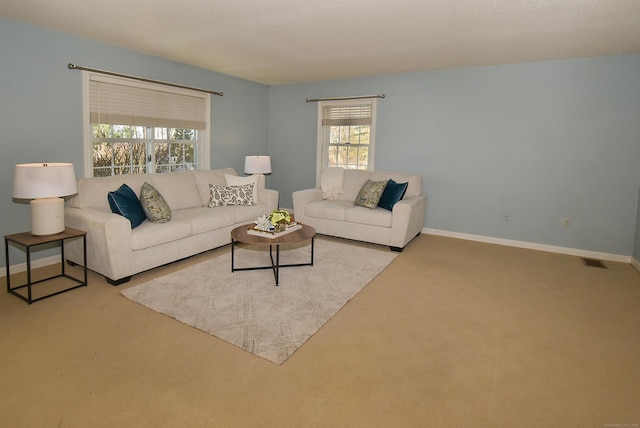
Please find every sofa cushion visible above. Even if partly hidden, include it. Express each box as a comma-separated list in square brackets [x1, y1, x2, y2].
[107, 184, 147, 229]
[148, 171, 202, 210]
[377, 179, 408, 211]
[140, 182, 172, 223]
[354, 179, 388, 209]
[345, 206, 393, 228]
[69, 174, 148, 211]
[208, 184, 254, 207]
[172, 207, 236, 235]
[131, 219, 192, 250]
[340, 169, 371, 201]
[232, 202, 272, 223]
[370, 171, 422, 198]
[225, 174, 259, 202]
[305, 200, 353, 221]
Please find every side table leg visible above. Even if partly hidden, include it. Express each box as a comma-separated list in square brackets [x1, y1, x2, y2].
[26, 246, 32, 304]
[4, 238, 9, 293]
[83, 234, 88, 286]
[61, 238, 66, 277]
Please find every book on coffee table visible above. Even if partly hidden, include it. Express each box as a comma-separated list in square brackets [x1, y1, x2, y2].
[247, 223, 302, 239]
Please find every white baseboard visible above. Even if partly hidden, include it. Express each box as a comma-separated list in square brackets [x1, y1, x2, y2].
[631, 257, 640, 273]
[0, 255, 61, 278]
[423, 228, 632, 264]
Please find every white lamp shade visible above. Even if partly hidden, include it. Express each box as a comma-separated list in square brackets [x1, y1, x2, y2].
[244, 156, 272, 174]
[13, 163, 78, 199]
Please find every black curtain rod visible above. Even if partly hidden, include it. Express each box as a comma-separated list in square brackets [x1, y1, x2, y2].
[305, 94, 385, 103]
[68, 63, 224, 97]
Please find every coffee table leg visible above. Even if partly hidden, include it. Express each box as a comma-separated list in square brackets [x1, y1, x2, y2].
[310, 237, 315, 266]
[231, 239, 235, 272]
[268, 245, 280, 286]
[275, 244, 280, 286]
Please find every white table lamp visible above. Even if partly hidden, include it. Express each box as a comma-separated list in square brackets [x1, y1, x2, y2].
[13, 163, 78, 235]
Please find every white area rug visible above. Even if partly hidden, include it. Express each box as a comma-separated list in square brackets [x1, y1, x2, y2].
[121, 239, 397, 365]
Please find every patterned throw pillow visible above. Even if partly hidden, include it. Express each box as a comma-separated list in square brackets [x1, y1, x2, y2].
[354, 179, 388, 209]
[208, 184, 255, 207]
[139, 182, 172, 223]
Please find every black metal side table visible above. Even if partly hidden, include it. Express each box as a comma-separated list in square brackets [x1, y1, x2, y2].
[4, 227, 88, 304]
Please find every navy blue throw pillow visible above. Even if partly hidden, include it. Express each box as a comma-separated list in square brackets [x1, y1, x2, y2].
[377, 179, 408, 211]
[107, 184, 147, 229]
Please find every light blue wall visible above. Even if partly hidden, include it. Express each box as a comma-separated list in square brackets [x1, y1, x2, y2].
[269, 55, 640, 256]
[3, 18, 639, 265]
[0, 18, 269, 267]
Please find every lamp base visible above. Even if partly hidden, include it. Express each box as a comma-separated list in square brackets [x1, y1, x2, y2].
[248, 173, 266, 189]
[31, 198, 65, 235]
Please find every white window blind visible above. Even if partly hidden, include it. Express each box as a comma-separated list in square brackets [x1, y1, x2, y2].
[89, 76, 207, 130]
[322, 103, 373, 126]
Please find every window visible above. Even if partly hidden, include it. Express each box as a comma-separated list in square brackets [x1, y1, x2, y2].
[83, 72, 210, 177]
[316, 98, 376, 183]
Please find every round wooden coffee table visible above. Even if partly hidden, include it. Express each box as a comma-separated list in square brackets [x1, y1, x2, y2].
[230, 223, 316, 286]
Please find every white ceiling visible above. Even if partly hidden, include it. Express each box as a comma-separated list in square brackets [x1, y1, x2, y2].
[3, 0, 640, 85]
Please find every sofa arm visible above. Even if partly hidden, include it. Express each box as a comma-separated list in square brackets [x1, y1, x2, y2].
[257, 188, 279, 212]
[389, 195, 427, 248]
[292, 188, 323, 223]
[64, 206, 134, 281]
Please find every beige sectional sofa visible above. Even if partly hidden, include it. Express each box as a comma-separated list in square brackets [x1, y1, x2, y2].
[64, 168, 278, 285]
[292, 168, 426, 251]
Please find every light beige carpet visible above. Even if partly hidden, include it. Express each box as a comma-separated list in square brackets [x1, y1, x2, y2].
[121, 238, 397, 364]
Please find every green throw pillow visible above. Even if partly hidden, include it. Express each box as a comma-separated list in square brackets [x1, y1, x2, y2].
[140, 182, 171, 223]
[354, 179, 388, 209]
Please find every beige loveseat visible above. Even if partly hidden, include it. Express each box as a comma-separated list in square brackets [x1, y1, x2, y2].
[64, 168, 278, 285]
[292, 168, 426, 251]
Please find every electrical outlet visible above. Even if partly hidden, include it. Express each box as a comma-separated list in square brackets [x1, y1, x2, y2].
[563, 218, 572, 228]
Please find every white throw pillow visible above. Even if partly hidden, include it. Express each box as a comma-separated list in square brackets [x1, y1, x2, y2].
[225, 174, 259, 202]
[321, 167, 344, 200]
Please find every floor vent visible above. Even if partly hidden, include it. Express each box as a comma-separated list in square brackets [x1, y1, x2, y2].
[581, 258, 607, 269]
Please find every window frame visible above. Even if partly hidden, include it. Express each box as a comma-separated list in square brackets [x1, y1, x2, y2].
[81, 71, 210, 178]
[315, 98, 377, 186]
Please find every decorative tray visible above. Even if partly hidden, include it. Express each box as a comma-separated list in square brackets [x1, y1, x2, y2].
[247, 223, 302, 239]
